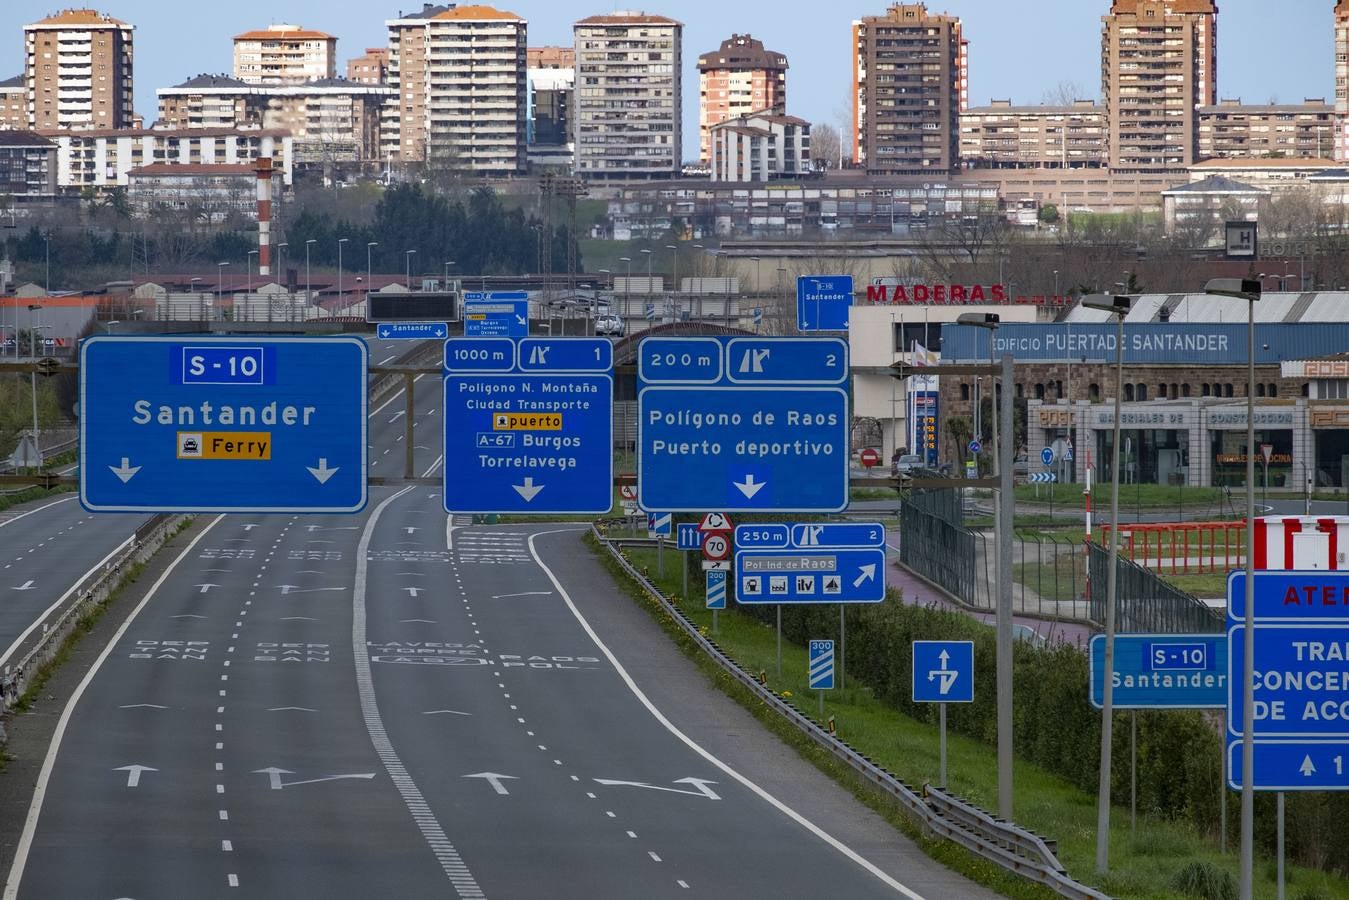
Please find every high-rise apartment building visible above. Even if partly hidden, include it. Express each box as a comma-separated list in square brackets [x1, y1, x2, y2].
[573, 11, 683, 180]
[696, 34, 788, 166]
[1198, 99, 1335, 160]
[233, 24, 337, 85]
[852, 4, 966, 176]
[1336, 1, 1349, 162]
[527, 47, 575, 169]
[960, 100, 1106, 169]
[24, 8, 135, 130]
[347, 48, 390, 85]
[0, 77, 25, 130]
[1101, 0, 1217, 172]
[384, 5, 527, 175]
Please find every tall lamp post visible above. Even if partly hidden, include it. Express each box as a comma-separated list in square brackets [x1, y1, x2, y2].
[1204, 277, 1262, 900]
[619, 256, 632, 316]
[640, 249, 653, 315]
[275, 241, 288, 289]
[750, 255, 761, 298]
[246, 249, 258, 298]
[42, 231, 50, 294]
[215, 261, 230, 323]
[26, 304, 42, 458]
[304, 239, 317, 313]
[336, 237, 349, 319]
[667, 243, 680, 318]
[405, 249, 416, 288]
[1082, 292, 1132, 873]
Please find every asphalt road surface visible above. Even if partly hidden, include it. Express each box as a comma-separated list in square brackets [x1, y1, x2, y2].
[3, 362, 994, 898]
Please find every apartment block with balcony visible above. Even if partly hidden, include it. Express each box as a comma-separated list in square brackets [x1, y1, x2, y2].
[347, 48, 390, 85]
[573, 11, 683, 180]
[0, 76, 26, 130]
[126, 163, 259, 221]
[1335, 1, 1349, 162]
[0, 131, 58, 196]
[709, 112, 810, 182]
[384, 4, 527, 175]
[233, 24, 337, 85]
[852, 4, 966, 177]
[528, 48, 574, 170]
[1198, 98, 1336, 160]
[959, 100, 1106, 169]
[1102, 0, 1217, 172]
[696, 34, 787, 166]
[41, 127, 294, 189]
[24, 8, 135, 131]
[157, 75, 393, 163]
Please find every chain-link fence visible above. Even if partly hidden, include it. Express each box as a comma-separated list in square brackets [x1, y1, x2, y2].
[1086, 540, 1224, 634]
[899, 488, 975, 605]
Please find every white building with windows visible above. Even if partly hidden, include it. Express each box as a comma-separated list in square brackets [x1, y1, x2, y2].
[709, 112, 810, 182]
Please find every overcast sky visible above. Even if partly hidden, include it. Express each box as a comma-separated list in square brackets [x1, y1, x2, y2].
[1, 1, 1334, 158]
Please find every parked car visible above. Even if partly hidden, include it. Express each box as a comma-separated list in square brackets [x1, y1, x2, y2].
[892, 454, 924, 477]
[595, 314, 625, 336]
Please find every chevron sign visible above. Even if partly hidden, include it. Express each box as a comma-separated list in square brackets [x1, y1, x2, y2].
[1028, 472, 1057, 484]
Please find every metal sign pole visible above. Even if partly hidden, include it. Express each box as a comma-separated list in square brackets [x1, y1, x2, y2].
[682, 549, 688, 603]
[1220, 714, 1228, 854]
[839, 605, 846, 690]
[1277, 792, 1286, 900]
[776, 605, 783, 678]
[657, 535, 664, 577]
[939, 701, 948, 789]
[1131, 710, 1138, 838]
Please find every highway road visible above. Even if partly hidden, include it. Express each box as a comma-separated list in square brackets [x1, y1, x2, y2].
[2, 351, 992, 897]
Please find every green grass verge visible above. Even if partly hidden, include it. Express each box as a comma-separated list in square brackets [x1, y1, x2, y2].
[1014, 483, 1224, 510]
[1157, 573, 1231, 598]
[609, 540, 1349, 900]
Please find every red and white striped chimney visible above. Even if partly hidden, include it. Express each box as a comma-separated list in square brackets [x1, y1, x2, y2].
[254, 157, 274, 277]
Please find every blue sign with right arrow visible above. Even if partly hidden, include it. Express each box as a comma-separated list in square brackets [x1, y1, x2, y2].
[733, 521, 885, 604]
[912, 641, 975, 704]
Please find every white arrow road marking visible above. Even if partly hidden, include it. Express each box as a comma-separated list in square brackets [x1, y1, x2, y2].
[267, 707, 316, 712]
[278, 586, 346, 596]
[512, 477, 545, 502]
[491, 592, 552, 599]
[114, 764, 157, 788]
[733, 474, 765, 499]
[852, 564, 877, 589]
[389, 411, 406, 423]
[171, 614, 206, 619]
[195, 584, 217, 594]
[404, 587, 422, 598]
[593, 778, 721, 800]
[400, 618, 436, 623]
[463, 772, 516, 795]
[1301, 755, 1317, 777]
[109, 458, 141, 483]
[405, 527, 418, 534]
[306, 458, 339, 484]
[423, 709, 472, 716]
[242, 524, 258, 531]
[119, 704, 167, 710]
[253, 768, 376, 790]
[11, 580, 34, 591]
[279, 616, 318, 621]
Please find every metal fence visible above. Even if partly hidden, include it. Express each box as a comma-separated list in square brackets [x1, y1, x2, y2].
[1087, 540, 1224, 634]
[900, 488, 976, 605]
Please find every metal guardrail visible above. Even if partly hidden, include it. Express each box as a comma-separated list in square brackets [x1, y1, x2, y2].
[0, 513, 182, 714]
[593, 525, 1110, 900]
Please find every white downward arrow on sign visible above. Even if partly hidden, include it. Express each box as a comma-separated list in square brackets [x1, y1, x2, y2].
[513, 477, 545, 502]
[733, 474, 765, 499]
[306, 459, 339, 484]
[853, 564, 877, 588]
[110, 457, 141, 483]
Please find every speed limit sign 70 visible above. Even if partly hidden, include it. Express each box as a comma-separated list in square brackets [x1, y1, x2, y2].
[702, 533, 730, 562]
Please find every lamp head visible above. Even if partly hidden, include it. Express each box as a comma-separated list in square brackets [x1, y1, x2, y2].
[1081, 293, 1131, 316]
[1203, 278, 1262, 301]
[956, 313, 1000, 329]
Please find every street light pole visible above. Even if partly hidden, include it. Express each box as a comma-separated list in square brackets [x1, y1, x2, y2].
[337, 237, 348, 319]
[216, 261, 229, 322]
[405, 250, 416, 288]
[1205, 278, 1263, 900]
[619, 257, 631, 317]
[305, 239, 316, 315]
[43, 231, 50, 294]
[26, 304, 41, 459]
[1083, 293, 1131, 873]
[247, 249, 258, 298]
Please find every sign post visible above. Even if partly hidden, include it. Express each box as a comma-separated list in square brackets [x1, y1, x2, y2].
[80, 336, 367, 513]
[913, 640, 975, 788]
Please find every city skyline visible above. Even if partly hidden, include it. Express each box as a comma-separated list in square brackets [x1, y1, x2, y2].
[0, 1, 1335, 159]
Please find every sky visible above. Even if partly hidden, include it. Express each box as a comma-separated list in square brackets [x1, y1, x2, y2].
[0, 0, 1335, 159]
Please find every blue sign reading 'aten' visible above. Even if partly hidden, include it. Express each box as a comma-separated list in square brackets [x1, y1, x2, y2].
[443, 337, 612, 515]
[797, 275, 854, 332]
[1227, 571, 1349, 621]
[1089, 633, 1227, 709]
[80, 336, 367, 513]
[638, 337, 849, 512]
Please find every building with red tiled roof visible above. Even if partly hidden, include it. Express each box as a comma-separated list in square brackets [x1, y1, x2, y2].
[42, 128, 295, 190]
[24, 9, 135, 131]
[234, 23, 337, 85]
[696, 35, 788, 166]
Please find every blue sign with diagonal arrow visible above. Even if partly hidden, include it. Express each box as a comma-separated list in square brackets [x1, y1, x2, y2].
[912, 641, 974, 703]
[733, 521, 885, 604]
[464, 300, 529, 338]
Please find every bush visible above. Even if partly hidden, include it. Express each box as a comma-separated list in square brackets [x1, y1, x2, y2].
[1171, 861, 1237, 900]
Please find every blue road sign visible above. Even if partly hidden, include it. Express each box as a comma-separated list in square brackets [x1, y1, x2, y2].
[1228, 739, 1349, 791]
[647, 512, 672, 537]
[1228, 571, 1349, 622]
[676, 522, 703, 551]
[1089, 633, 1227, 709]
[1041, 446, 1055, 466]
[735, 548, 885, 604]
[968, 440, 981, 455]
[733, 522, 885, 550]
[912, 641, 975, 704]
[796, 275, 853, 332]
[80, 336, 367, 513]
[644, 304, 657, 321]
[442, 337, 612, 515]
[377, 322, 447, 340]
[752, 307, 763, 327]
[1228, 624, 1349, 737]
[706, 570, 727, 610]
[638, 337, 849, 512]
[809, 640, 835, 690]
[1028, 473, 1057, 484]
[464, 300, 529, 338]
[464, 291, 528, 302]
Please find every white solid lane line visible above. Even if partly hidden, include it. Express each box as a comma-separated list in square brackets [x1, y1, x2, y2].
[3, 515, 226, 900]
[0, 495, 77, 531]
[526, 529, 925, 899]
[0, 534, 135, 668]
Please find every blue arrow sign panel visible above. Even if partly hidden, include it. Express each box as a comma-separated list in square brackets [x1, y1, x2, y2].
[1228, 624, 1349, 737]
[442, 337, 612, 515]
[1227, 739, 1349, 791]
[734, 548, 885, 604]
[647, 512, 672, 537]
[464, 300, 528, 338]
[80, 336, 367, 513]
[676, 523, 703, 551]
[734, 522, 886, 550]
[809, 639, 835, 690]
[912, 640, 975, 703]
[638, 337, 849, 513]
[796, 275, 853, 332]
[1089, 633, 1228, 709]
[378, 322, 447, 340]
[1228, 571, 1349, 622]
[706, 570, 727, 610]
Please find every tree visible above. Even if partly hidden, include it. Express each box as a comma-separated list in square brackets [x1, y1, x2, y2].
[812, 124, 843, 171]
[1040, 80, 1091, 106]
[1038, 203, 1060, 225]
